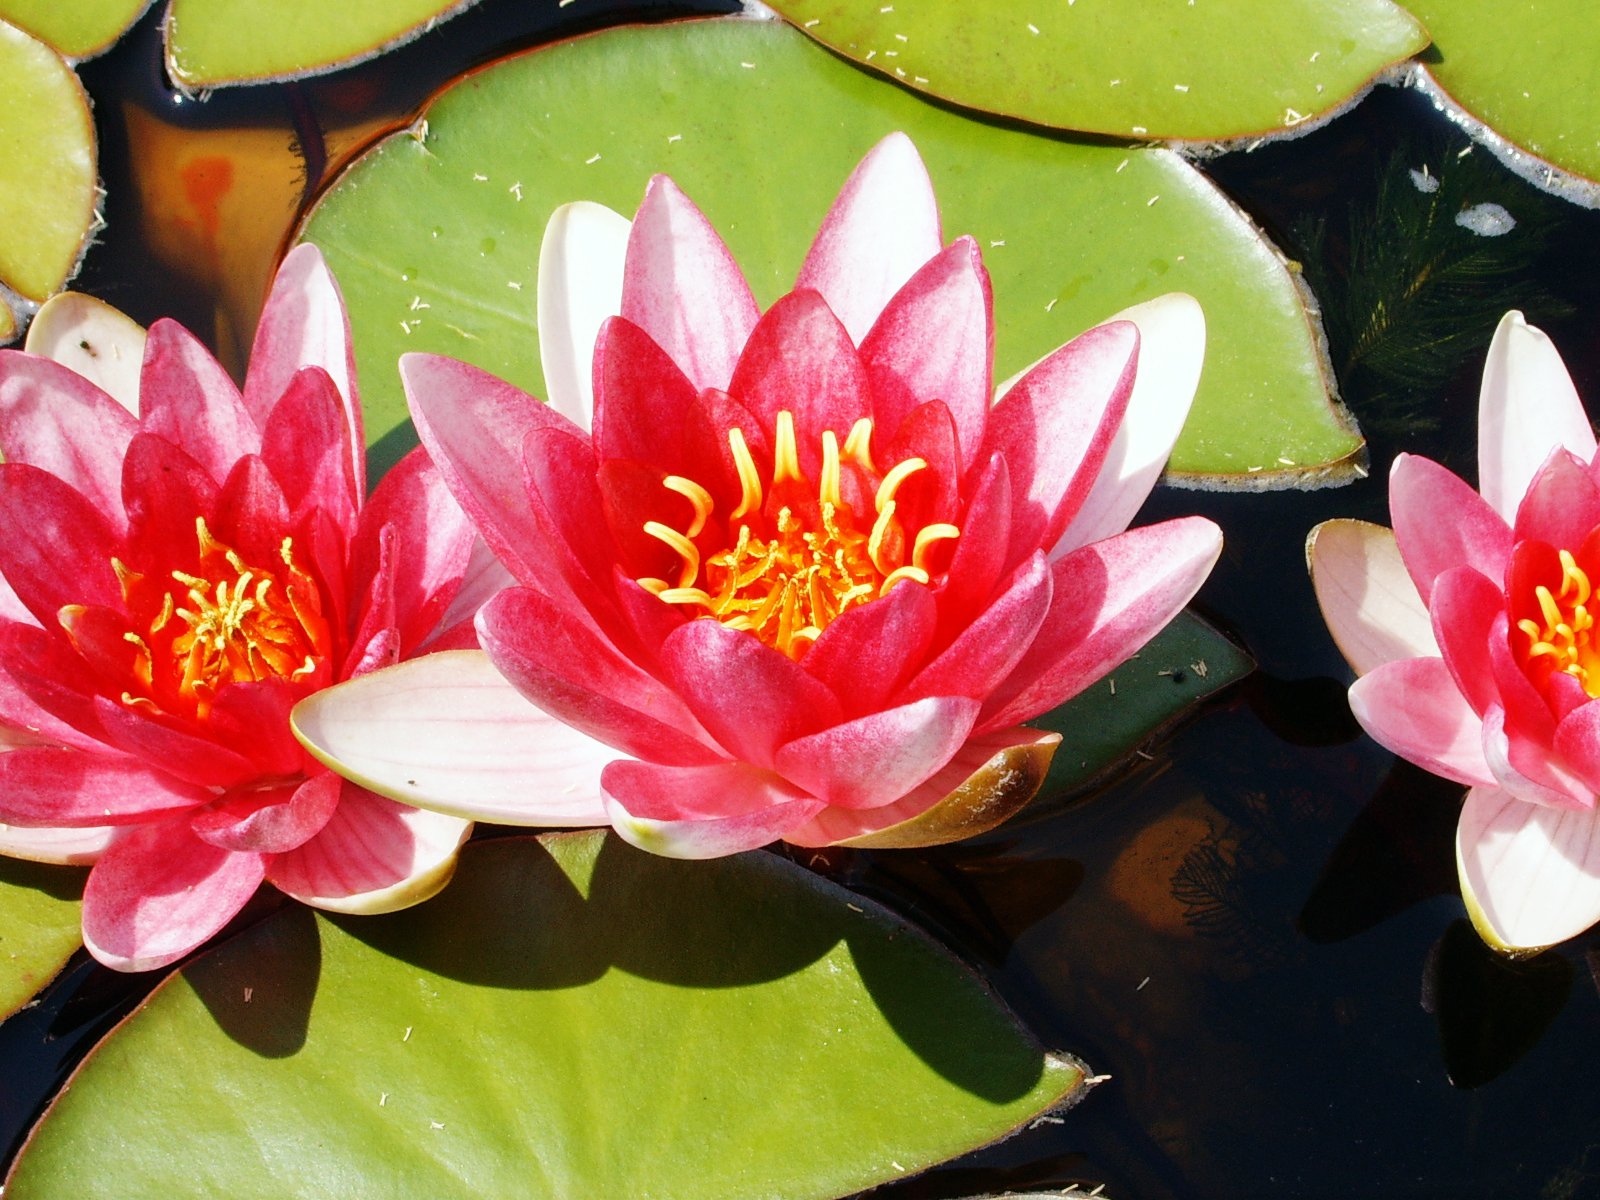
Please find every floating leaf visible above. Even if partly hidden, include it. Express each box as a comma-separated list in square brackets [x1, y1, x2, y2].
[164, 0, 482, 88]
[0, 20, 96, 325]
[0, 860, 84, 1022]
[764, 0, 1426, 141]
[1406, 0, 1600, 195]
[301, 17, 1359, 486]
[0, 0, 148, 59]
[7, 833, 1081, 1197]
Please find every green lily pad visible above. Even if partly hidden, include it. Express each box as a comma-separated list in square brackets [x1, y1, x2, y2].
[300, 17, 1361, 487]
[1407, 0, 1600, 193]
[1032, 611, 1253, 802]
[164, 0, 482, 88]
[0, 20, 96, 318]
[7, 833, 1081, 1197]
[0, 0, 148, 59]
[0, 859, 84, 1022]
[766, 0, 1427, 141]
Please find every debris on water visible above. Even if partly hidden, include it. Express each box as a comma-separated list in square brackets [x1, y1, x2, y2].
[1454, 202, 1516, 237]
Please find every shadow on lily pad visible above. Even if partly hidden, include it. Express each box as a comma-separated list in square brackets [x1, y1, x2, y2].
[188, 906, 323, 1059]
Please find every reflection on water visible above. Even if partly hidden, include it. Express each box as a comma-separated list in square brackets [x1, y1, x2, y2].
[8, 3, 1600, 1197]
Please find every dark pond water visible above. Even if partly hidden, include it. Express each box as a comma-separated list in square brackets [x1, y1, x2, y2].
[5, 3, 1600, 1197]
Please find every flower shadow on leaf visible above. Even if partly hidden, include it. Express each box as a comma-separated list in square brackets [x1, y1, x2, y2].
[186, 906, 322, 1059]
[0, 859, 86, 903]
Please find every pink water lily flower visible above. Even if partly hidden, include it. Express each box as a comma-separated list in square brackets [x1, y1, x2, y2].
[1311, 310, 1600, 954]
[294, 134, 1222, 856]
[0, 246, 499, 972]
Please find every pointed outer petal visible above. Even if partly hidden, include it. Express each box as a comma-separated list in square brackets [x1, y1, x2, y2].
[619, 175, 759, 394]
[24, 292, 148, 414]
[1457, 784, 1600, 954]
[1481, 704, 1592, 810]
[204, 679, 311, 779]
[538, 200, 630, 430]
[345, 529, 400, 680]
[1479, 311, 1595, 523]
[0, 659, 104, 753]
[1428, 565, 1506, 717]
[784, 727, 1059, 850]
[188, 773, 337, 855]
[879, 399, 961, 531]
[120, 433, 220, 572]
[0, 350, 138, 528]
[936, 455, 1012, 636]
[350, 448, 476, 658]
[80, 817, 266, 972]
[859, 237, 993, 472]
[0, 747, 207, 827]
[1511, 448, 1600, 552]
[795, 132, 942, 346]
[1553, 702, 1600, 799]
[401, 352, 586, 588]
[803, 579, 937, 717]
[1306, 519, 1439, 676]
[1390, 454, 1513, 604]
[904, 553, 1051, 706]
[137, 319, 258, 484]
[269, 783, 470, 914]
[0, 622, 115, 746]
[601, 760, 822, 859]
[1346, 658, 1494, 787]
[259, 365, 359, 538]
[0, 464, 123, 626]
[292, 650, 614, 826]
[243, 243, 363, 495]
[774, 696, 980, 811]
[481, 586, 722, 767]
[1051, 294, 1207, 554]
[425, 536, 515, 649]
[90, 695, 261, 790]
[725, 291, 872, 474]
[660, 618, 844, 769]
[210, 454, 292, 571]
[979, 321, 1138, 568]
[0, 821, 115, 865]
[978, 517, 1223, 732]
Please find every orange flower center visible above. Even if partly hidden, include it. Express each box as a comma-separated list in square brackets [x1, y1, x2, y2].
[1517, 547, 1600, 697]
[80, 518, 333, 721]
[638, 411, 959, 660]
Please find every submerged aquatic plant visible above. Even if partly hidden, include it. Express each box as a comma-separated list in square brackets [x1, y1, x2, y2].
[296, 133, 1223, 856]
[1311, 311, 1600, 953]
[0, 246, 493, 971]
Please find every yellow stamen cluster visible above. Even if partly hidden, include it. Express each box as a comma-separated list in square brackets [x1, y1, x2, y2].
[639, 412, 959, 659]
[1518, 548, 1600, 697]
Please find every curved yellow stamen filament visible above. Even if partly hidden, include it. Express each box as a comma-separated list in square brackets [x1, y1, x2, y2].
[663, 476, 715, 539]
[875, 457, 928, 514]
[728, 428, 763, 520]
[638, 577, 670, 597]
[819, 430, 842, 508]
[1561, 549, 1593, 604]
[1537, 585, 1564, 633]
[773, 411, 801, 486]
[912, 524, 961, 573]
[879, 565, 931, 596]
[867, 500, 899, 576]
[843, 418, 876, 474]
[643, 521, 701, 589]
[658, 587, 714, 609]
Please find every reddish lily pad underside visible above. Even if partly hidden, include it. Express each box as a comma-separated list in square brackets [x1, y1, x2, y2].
[7, 833, 1083, 1198]
[765, 0, 1427, 141]
[302, 16, 1363, 487]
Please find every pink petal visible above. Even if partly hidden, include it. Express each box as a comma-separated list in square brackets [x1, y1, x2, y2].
[538, 200, 631, 430]
[260, 365, 359, 537]
[1481, 704, 1591, 809]
[979, 516, 1223, 731]
[1307, 519, 1438, 675]
[23, 291, 146, 414]
[795, 132, 941, 345]
[211, 453, 291, 569]
[904, 553, 1051, 703]
[190, 773, 340, 854]
[859, 237, 993, 472]
[91, 694, 261, 789]
[243, 243, 363, 494]
[1390, 454, 1512, 603]
[1478, 311, 1594, 523]
[480, 585, 718, 767]
[802, 580, 937, 716]
[1053, 294, 1207, 552]
[1347, 657, 1494, 787]
[292, 649, 615, 825]
[1512, 448, 1600, 550]
[426, 537, 516, 648]
[0, 350, 138, 529]
[1458, 784, 1600, 952]
[659, 618, 843, 768]
[1428, 565, 1506, 716]
[0, 463, 124, 625]
[620, 175, 758, 393]
[602, 759, 822, 858]
[937, 455, 1012, 635]
[0, 821, 115, 865]
[978, 320, 1138, 567]
[1553, 701, 1600, 798]
[81, 817, 266, 972]
[0, 748, 207, 826]
[204, 678, 312, 779]
[774, 696, 979, 810]
[138, 319, 259, 483]
[268, 782, 470, 914]
[121, 432, 220, 569]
